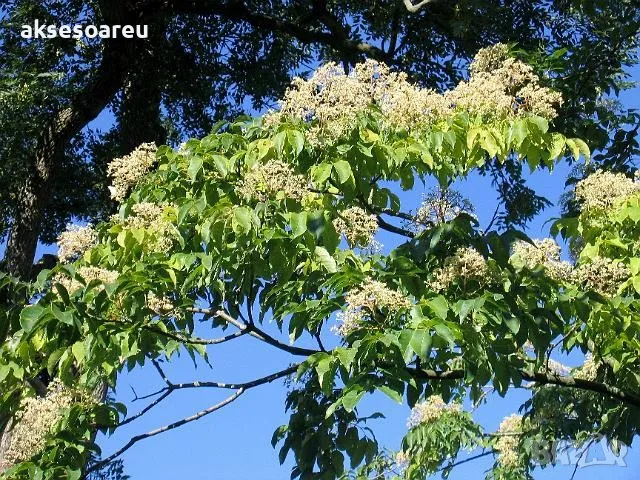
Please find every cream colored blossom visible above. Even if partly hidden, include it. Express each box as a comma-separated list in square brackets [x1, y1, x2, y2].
[430, 247, 493, 292]
[53, 266, 119, 293]
[395, 450, 411, 471]
[574, 353, 601, 381]
[237, 159, 308, 202]
[407, 395, 462, 427]
[469, 44, 511, 75]
[0, 379, 76, 469]
[333, 279, 411, 336]
[494, 414, 525, 469]
[510, 238, 573, 282]
[333, 207, 378, 247]
[414, 188, 474, 227]
[107, 142, 157, 202]
[56, 224, 97, 263]
[460, 45, 563, 119]
[575, 170, 640, 210]
[147, 292, 174, 315]
[574, 256, 630, 296]
[115, 202, 178, 253]
[266, 48, 560, 146]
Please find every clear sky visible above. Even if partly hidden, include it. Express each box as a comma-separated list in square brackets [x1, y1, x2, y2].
[11, 63, 640, 480]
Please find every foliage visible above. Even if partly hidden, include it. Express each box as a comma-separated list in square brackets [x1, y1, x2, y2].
[0, 0, 639, 251]
[0, 48, 639, 480]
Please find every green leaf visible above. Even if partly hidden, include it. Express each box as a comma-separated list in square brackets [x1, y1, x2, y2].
[314, 246, 337, 273]
[274, 131, 287, 155]
[315, 355, 335, 392]
[20, 305, 44, 333]
[409, 329, 432, 359]
[379, 384, 403, 404]
[312, 163, 332, 185]
[232, 207, 253, 234]
[287, 129, 305, 156]
[210, 155, 229, 176]
[548, 133, 566, 160]
[341, 388, 365, 412]
[187, 155, 204, 180]
[504, 317, 520, 334]
[479, 130, 499, 158]
[290, 212, 307, 238]
[71, 341, 85, 363]
[434, 324, 455, 347]
[529, 116, 549, 134]
[427, 296, 448, 321]
[335, 347, 356, 369]
[333, 160, 353, 185]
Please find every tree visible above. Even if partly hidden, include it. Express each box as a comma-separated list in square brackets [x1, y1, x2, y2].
[3, 45, 640, 479]
[0, 0, 639, 279]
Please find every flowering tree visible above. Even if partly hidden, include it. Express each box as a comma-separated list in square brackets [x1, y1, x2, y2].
[2, 45, 640, 480]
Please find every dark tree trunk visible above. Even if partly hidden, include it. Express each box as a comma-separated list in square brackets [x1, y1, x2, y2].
[118, 18, 168, 152]
[2, 45, 132, 279]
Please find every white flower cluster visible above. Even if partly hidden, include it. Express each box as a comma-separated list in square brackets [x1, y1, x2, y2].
[333, 279, 411, 336]
[407, 395, 462, 427]
[430, 247, 492, 292]
[53, 266, 119, 293]
[0, 379, 75, 470]
[494, 414, 525, 470]
[56, 224, 97, 263]
[575, 170, 640, 211]
[574, 353, 601, 381]
[237, 159, 308, 202]
[511, 238, 630, 295]
[394, 450, 411, 471]
[265, 45, 562, 145]
[574, 256, 630, 296]
[459, 44, 563, 119]
[107, 142, 157, 203]
[115, 202, 178, 253]
[333, 206, 379, 247]
[510, 238, 573, 282]
[147, 292, 174, 315]
[414, 188, 474, 227]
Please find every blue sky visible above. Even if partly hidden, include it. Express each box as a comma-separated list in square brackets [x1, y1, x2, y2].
[13, 62, 640, 479]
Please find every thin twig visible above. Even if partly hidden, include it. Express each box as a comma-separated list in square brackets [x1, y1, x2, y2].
[188, 308, 320, 357]
[436, 450, 494, 473]
[117, 389, 173, 428]
[87, 389, 245, 475]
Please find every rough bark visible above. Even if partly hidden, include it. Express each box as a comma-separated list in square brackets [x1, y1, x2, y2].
[3, 43, 132, 280]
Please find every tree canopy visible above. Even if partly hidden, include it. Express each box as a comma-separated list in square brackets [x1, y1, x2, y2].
[0, 0, 639, 278]
[2, 45, 640, 479]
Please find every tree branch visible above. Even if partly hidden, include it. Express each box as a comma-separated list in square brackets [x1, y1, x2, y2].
[405, 367, 640, 408]
[161, 0, 388, 61]
[376, 215, 416, 238]
[188, 308, 320, 357]
[87, 388, 245, 475]
[402, 0, 437, 13]
[144, 323, 247, 345]
[104, 363, 298, 442]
